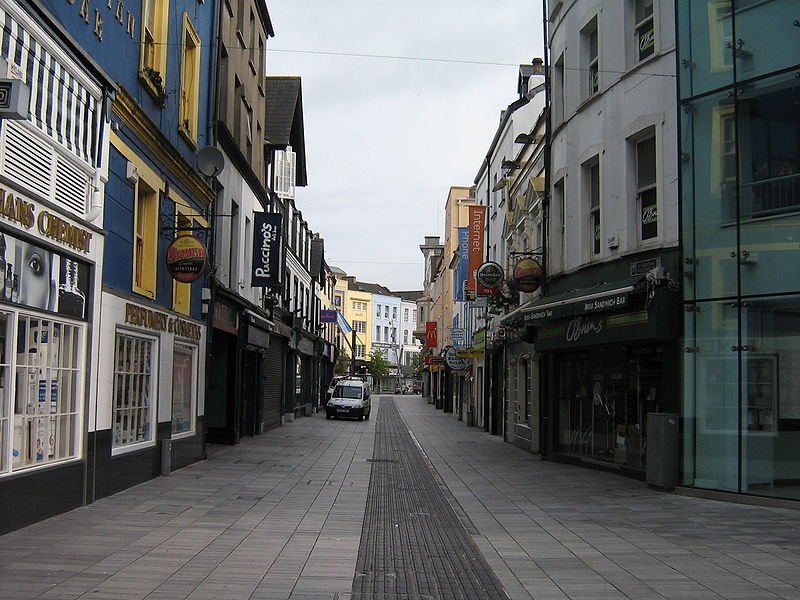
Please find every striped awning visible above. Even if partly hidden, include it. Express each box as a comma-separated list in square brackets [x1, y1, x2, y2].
[1, 7, 101, 167]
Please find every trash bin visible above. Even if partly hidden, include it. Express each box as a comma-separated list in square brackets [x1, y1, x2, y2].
[646, 412, 679, 490]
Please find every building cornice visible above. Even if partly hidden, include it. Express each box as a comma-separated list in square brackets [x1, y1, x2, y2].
[112, 87, 215, 206]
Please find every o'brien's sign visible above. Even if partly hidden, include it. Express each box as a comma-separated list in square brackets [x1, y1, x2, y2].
[252, 212, 281, 288]
[0, 187, 93, 253]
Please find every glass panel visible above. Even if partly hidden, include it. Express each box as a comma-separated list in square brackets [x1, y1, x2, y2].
[733, 0, 800, 81]
[677, 0, 734, 99]
[682, 91, 738, 300]
[172, 345, 194, 435]
[112, 332, 154, 448]
[741, 296, 800, 499]
[688, 301, 739, 492]
[0, 312, 9, 472]
[737, 72, 800, 296]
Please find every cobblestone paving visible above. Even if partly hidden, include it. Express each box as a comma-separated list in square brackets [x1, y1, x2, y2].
[352, 397, 508, 600]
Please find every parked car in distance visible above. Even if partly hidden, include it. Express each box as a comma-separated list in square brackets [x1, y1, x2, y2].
[412, 382, 421, 394]
[326, 377, 371, 420]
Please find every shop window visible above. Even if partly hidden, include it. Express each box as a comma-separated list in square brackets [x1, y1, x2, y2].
[133, 179, 158, 298]
[1, 315, 84, 475]
[179, 13, 201, 144]
[140, 0, 170, 103]
[171, 344, 196, 436]
[635, 133, 658, 241]
[112, 331, 156, 451]
[634, 0, 655, 62]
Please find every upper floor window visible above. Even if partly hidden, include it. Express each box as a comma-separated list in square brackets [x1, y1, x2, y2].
[140, 0, 169, 103]
[275, 146, 296, 199]
[173, 210, 192, 314]
[584, 158, 601, 257]
[582, 18, 599, 97]
[404, 308, 409, 321]
[375, 325, 381, 341]
[376, 304, 381, 317]
[356, 344, 365, 358]
[134, 178, 159, 298]
[179, 13, 201, 143]
[636, 134, 658, 240]
[403, 330, 408, 344]
[353, 320, 366, 334]
[392, 307, 397, 320]
[635, 0, 655, 62]
[384, 306, 389, 318]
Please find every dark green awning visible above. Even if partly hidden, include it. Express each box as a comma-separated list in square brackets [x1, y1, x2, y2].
[500, 276, 647, 327]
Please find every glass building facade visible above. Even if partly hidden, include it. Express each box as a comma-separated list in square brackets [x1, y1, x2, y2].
[679, 0, 800, 498]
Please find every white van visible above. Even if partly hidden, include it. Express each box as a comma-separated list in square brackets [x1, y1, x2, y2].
[325, 377, 372, 420]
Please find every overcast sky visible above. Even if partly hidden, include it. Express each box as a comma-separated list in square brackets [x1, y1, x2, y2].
[266, 0, 545, 292]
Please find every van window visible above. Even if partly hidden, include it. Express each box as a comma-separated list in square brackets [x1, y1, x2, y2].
[334, 385, 363, 400]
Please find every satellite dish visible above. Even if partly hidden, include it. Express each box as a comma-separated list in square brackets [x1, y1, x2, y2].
[197, 146, 225, 178]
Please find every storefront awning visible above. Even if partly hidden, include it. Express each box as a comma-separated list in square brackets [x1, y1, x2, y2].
[501, 276, 647, 326]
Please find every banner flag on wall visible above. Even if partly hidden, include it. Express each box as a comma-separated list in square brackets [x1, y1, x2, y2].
[251, 212, 282, 287]
[425, 321, 438, 348]
[467, 205, 489, 296]
[454, 227, 469, 301]
[336, 310, 353, 334]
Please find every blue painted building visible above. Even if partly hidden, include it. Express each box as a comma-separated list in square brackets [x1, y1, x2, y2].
[41, 0, 218, 502]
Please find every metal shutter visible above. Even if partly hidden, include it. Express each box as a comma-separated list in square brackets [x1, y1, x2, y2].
[261, 338, 285, 431]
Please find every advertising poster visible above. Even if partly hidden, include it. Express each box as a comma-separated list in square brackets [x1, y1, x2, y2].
[425, 321, 437, 348]
[0, 230, 89, 319]
[467, 205, 489, 296]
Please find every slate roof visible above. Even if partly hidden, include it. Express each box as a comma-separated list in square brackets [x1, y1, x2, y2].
[266, 76, 307, 186]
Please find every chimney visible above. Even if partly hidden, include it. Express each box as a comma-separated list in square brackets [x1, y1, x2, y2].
[531, 57, 544, 75]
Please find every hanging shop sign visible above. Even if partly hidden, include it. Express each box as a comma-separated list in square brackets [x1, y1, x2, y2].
[445, 346, 468, 371]
[454, 227, 469, 301]
[425, 321, 438, 348]
[252, 212, 282, 288]
[476, 261, 504, 289]
[512, 257, 543, 293]
[320, 309, 337, 323]
[455, 348, 484, 359]
[165, 235, 208, 283]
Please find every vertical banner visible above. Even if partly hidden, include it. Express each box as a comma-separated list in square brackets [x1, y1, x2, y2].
[425, 321, 438, 348]
[454, 227, 469, 301]
[467, 205, 489, 296]
[252, 212, 282, 287]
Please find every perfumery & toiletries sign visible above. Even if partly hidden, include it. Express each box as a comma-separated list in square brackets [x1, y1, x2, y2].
[0, 229, 89, 319]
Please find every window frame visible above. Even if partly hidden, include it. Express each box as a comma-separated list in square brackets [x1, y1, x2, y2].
[172, 207, 192, 315]
[171, 342, 197, 438]
[111, 329, 159, 455]
[583, 18, 600, 97]
[635, 132, 659, 241]
[133, 177, 159, 299]
[634, 0, 655, 63]
[584, 158, 602, 258]
[139, 0, 170, 101]
[179, 12, 201, 145]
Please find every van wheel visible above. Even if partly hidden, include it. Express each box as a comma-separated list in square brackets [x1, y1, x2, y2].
[326, 413, 332, 420]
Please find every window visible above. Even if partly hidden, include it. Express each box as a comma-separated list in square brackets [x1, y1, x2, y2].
[403, 330, 408, 344]
[275, 146, 296, 199]
[585, 158, 601, 256]
[179, 13, 201, 142]
[112, 331, 156, 450]
[384, 326, 389, 341]
[375, 325, 381, 341]
[636, 134, 658, 240]
[353, 320, 366, 334]
[635, 0, 655, 62]
[392, 307, 397, 320]
[352, 300, 367, 311]
[554, 179, 566, 270]
[413, 309, 417, 322]
[384, 306, 389, 318]
[356, 344, 365, 358]
[140, 0, 169, 100]
[554, 53, 565, 124]
[376, 304, 381, 317]
[583, 18, 599, 97]
[134, 179, 158, 298]
[404, 308, 409, 321]
[172, 344, 196, 436]
[173, 211, 192, 315]
[392, 328, 397, 342]
[3, 316, 83, 474]
[709, 0, 733, 72]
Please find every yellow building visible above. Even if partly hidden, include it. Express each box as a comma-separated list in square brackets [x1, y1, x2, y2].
[332, 270, 373, 368]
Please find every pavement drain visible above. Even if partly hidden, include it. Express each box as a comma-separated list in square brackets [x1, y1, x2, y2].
[352, 397, 508, 600]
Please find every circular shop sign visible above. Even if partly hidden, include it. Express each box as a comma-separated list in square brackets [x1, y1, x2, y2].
[476, 261, 504, 289]
[445, 346, 468, 371]
[166, 235, 209, 283]
[513, 257, 543, 293]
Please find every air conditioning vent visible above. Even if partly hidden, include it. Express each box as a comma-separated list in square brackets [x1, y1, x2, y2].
[2, 120, 53, 199]
[55, 156, 88, 216]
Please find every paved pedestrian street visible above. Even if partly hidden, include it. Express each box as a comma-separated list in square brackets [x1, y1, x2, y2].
[2, 396, 800, 600]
